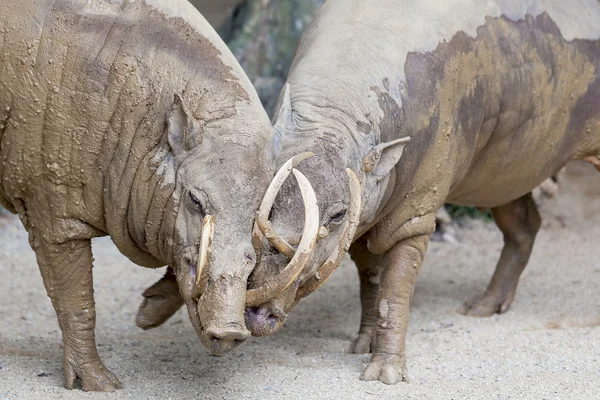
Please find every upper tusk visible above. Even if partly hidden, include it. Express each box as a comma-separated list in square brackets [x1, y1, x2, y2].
[256, 152, 314, 259]
[295, 169, 362, 302]
[246, 168, 320, 307]
[251, 221, 263, 266]
[192, 215, 214, 300]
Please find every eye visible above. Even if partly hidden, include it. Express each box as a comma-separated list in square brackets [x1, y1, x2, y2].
[329, 210, 347, 225]
[187, 190, 204, 213]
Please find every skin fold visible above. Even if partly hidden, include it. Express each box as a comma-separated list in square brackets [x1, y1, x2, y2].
[0, 0, 274, 391]
[244, 0, 600, 385]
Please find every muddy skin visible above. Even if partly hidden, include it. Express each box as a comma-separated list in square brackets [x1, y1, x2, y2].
[246, 0, 600, 385]
[0, 0, 273, 391]
[136, 267, 184, 330]
[347, 236, 384, 354]
[461, 193, 542, 316]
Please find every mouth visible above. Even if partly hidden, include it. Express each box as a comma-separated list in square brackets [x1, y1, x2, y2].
[199, 322, 250, 356]
[200, 332, 246, 356]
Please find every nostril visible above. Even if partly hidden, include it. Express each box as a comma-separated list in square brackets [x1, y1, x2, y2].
[209, 334, 220, 343]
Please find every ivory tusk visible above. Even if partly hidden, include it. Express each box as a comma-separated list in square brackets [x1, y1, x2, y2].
[256, 152, 314, 258]
[295, 169, 362, 302]
[246, 168, 320, 307]
[192, 215, 214, 300]
[251, 221, 263, 266]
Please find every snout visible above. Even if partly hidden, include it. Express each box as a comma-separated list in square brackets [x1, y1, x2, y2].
[196, 273, 251, 356]
[244, 303, 288, 337]
[200, 322, 250, 356]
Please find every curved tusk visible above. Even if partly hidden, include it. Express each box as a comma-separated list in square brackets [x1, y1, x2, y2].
[251, 221, 263, 266]
[192, 215, 214, 300]
[246, 168, 320, 307]
[256, 152, 314, 259]
[295, 169, 362, 302]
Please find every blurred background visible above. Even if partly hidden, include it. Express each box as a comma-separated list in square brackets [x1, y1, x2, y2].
[191, 0, 325, 116]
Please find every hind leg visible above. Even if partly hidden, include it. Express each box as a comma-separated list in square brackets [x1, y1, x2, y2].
[136, 267, 184, 330]
[461, 192, 541, 317]
[348, 237, 384, 354]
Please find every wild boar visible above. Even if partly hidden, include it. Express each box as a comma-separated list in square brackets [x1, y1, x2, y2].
[244, 0, 600, 385]
[0, 0, 302, 391]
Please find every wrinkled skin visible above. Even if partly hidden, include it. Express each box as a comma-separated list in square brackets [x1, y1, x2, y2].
[0, 0, 272, 391]
[246, 115, 409, 334]
[246, 149, 360, 333]
[245, 0, 600, 385]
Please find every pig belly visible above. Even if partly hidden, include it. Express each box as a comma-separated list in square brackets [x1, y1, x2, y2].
[446, 145, 568, 208]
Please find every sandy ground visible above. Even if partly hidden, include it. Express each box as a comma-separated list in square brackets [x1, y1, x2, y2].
[0, 162, 598, 400]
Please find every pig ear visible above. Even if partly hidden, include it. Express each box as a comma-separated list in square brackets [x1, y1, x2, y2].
[167, 95, 201, 155]
[362, 137, 411, 180]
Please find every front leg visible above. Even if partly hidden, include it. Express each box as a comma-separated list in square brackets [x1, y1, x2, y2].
[348, 237, 383, 354]
[361, 233, 430, 385]
[136, 266, 184, 330]
[30, 230, 122, 391]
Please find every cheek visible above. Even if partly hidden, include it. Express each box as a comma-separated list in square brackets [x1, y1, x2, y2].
[360, 181, 386, 223]
[269, 218, 304, 246]
[312, 231, 345, 267]
[180, 207, 203, 237]
[248, 253, 287, 287]
[172, 208, 191, 243]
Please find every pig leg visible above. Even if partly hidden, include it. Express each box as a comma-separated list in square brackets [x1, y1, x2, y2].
[361, 233, 431, 385]
[136, 267, 184, 330]
[461, 193, 541, 317]
[29, 230, 122, 391]
[349, 237, 383, 354]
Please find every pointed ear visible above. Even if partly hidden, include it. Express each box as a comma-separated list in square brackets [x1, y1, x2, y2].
[362, 137, 411, 180]
[167, 95, 201, 155]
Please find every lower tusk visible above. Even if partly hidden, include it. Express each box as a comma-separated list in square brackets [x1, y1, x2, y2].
[246, 168, 320, 307]
[193, 215, 214, 299]
[256, 152, 314, 258]
[251, 221, 263, 265]
[295, 169, 362, 302]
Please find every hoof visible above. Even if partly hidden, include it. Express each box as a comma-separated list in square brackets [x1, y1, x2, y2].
[136, 269, 184, 330]
[351, 330, 374, 354]
[360, 355, 407, 385]
[460, 290, 515, 317]
[64, 358, 122, 392]
[136, 293, 183, 330]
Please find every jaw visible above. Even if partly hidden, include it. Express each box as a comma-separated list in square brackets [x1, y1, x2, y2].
[172, 231, 254, 354]
[174, 264, 209, 350]
[245, 235, 352, 337]
[244, 280, 298, 337]
[181, 296, 247, 355]
[182, 297, 204, 339]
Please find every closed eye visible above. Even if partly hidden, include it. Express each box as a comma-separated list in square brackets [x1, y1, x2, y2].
[188, 190, 204, 213]
[330, 210, 346, 224]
